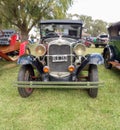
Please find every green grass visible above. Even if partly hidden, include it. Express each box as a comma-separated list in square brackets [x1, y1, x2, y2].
[0, 45, 120, 130]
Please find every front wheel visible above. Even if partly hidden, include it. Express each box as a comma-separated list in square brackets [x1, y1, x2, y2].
[88, 64, 98, 98]
[104, 50, 112, 69]
[95, 44, 99, 48]
[17, 65, 34, 98]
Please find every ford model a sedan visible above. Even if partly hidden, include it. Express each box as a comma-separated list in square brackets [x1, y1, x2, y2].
[103, 21, 120, 70]
[16, 20, 104, 98]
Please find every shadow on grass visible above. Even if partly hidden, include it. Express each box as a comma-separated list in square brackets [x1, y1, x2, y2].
[111, 67, 120, 75]
[34, 88, 91, 98]
[106, 67, 120, 80]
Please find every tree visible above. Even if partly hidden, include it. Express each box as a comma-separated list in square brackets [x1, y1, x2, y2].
[0, 15, 12, 29]
[0, 0, 73, 41]
[79, 15, 93, 34]
[92, 19, 108, 36]
[67, 13, 109, 36]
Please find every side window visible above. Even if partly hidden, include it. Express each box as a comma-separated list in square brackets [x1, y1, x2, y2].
[118, 30, 120, 36]
[118, 26, 120, 36]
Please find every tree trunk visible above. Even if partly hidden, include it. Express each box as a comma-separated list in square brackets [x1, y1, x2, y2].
[20, 31, 29, 42]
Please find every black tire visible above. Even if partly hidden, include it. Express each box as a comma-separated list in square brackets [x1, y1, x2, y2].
[104, 50, 112, 69]
[88, 64, 98, 98]
[17, 65, 34, 98]
[95, 44, 99, 48]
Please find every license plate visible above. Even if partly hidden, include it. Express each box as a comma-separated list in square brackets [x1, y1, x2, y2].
[52, 55, 68, 62]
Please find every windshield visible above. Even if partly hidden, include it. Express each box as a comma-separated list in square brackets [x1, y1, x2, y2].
[99, 35, 108, 38]
[40, 24, 82, 39]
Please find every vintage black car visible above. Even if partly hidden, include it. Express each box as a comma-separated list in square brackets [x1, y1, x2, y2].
[103, 21, 120, 70]
[16, 20, 104, 98]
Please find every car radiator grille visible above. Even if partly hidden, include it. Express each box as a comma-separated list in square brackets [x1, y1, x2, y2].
[48, 44, 71, 72]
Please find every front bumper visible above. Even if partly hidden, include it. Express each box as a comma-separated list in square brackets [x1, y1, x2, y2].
[14, 81, 104, 88]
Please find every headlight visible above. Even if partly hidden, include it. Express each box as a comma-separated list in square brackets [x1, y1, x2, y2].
[35, 44, 46, 56]
[73, 43, 86, 56]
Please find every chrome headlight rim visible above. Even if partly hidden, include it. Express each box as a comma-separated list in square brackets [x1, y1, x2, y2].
[73, 43, 86, 56]
[35, 44, 46, 57]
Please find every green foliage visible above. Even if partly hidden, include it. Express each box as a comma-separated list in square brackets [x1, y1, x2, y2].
[67, 14, 109, 36]
[0, 0, 73, 40]
[0, 16, 11, 29]
[92, 19, 108, 36]
[0, 46, 120, 130]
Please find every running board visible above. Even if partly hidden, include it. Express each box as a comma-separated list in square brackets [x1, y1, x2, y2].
[110, 61, 120, 70]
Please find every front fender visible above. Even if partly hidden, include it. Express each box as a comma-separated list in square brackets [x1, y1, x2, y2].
[103, 44, 115, 60]
[17, 54, 43, 74]
[88, 53, 104, 65]
[17, 54, 35, 65]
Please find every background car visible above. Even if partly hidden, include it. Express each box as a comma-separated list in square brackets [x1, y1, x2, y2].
[95, 34, 109, 48]
[103, 21, 120, 70]
[82, 37, 92, 47]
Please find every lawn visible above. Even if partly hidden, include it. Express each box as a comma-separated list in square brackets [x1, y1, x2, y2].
[0, 45, 120, 130]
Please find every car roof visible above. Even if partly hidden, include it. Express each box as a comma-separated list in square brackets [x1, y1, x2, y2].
[108, 21, 120, 30]
[40, 19, 83, 25]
